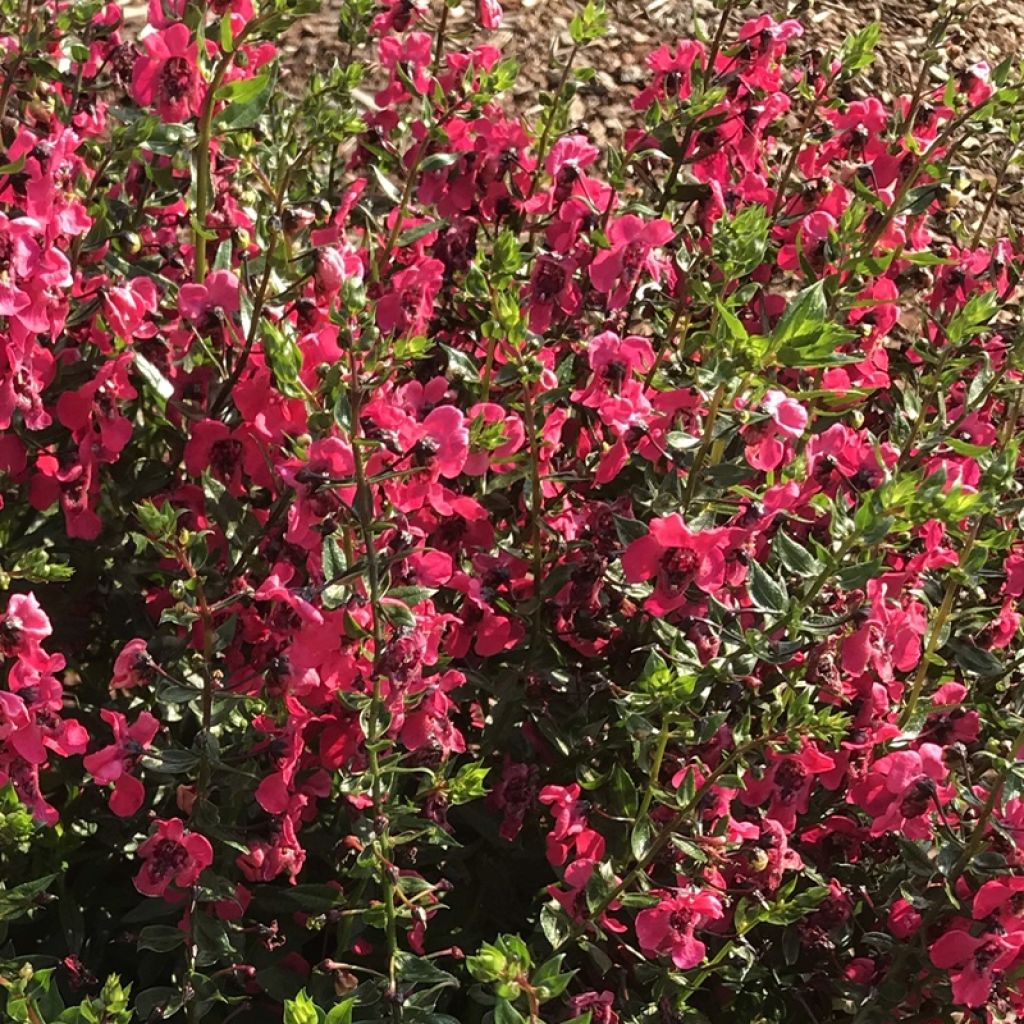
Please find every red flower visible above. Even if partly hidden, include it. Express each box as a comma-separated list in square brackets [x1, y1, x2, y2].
[740, 741, 836, 831]
[313, 245, 362, 295]
[929, 926, 1024, 1007]
[588, 214, 674, 310]
[132, 23, 202, 123]
[111, 638, 159, 690]
[851, 743, 948, 839]
[134, 818, 213, 897]
[0, 593, 52, 659]
[477, 0, 502, 29]
[83, 709, 160, 817]
[179, 270, 241, 331]
[377, 31, 433, 106]
[376, 259, 444, 338]
[973, 877, 1024, 931]
[567, 992, 618, 1024]
[635, 889, 725, 969]
[622, 514, 734, 613]
[104, 277, 159, 341]
[888, 898, 922, 939]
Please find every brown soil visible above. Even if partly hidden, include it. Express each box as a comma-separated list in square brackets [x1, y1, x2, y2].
[124, 1, 1024, 227]
[286, 0, 1024, 130]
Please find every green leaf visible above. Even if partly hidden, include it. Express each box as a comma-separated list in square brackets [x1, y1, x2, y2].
[322, 535, 347, 582]
[213, 68, 276, 131]
[773, 531, 823, 576]
[138, 925, 186, 953]
[283, 990, 321, 1024]
[263, 321, 307, 399]
[540, 903, 569, 948]
[134, 986, 182, 1021]
[142, 748, 201, 775]
[324, 1000, 355, 1024]
[0, 874, 59, 922]
[447, 762, 490, 804]
[771, 280, 855, 366]
[398, 219, 448, 246]
[840, 22, 881, 73]
[630, 816, 653, 861]
[949, 640, 1006, 679]
[748, 561, 789, 615]
[216, 70, 272, 106]
[420, 152, 461, 172]
[369, 162, 402, 204]
[568, 0, 608, 45]
[494, 998, 527, 1024]
[394, 953, 458, 987]
[441, 344, 480, 383]
[134, 352, 174, 402]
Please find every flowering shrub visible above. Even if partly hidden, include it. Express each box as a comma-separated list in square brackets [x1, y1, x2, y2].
[4, 0, 1024, 1021]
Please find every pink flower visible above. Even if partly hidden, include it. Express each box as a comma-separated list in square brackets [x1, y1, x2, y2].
[313, 245, 362, 295]
[589, 214, 674, 310]
[525, 254, 581, 333]
[850, 743, 949, 839]
[376, 259, 444, 338]
[929, 927, 1024, 1007]
[622, 514, 734, 613]
[568, 992, 618, 1024]
[888, 898, 922, 939]
[740, 741, 836, 831]
[573, 330, 655, 408]
[134, 818, 214, 897]
[415, 406, 470, 479]
[633, 40, 706, 110]
[104, 277, 159, 340]
[635, 889, 725, 969]
[83, 710, 160, 816]
[111, 638, 158, 689]
[539, 783, 592, 866]
[377, 32, 433, 105]
[236, 811, 305, 883]
[371, 0, 429, 33]
[763, 390, 808, 437]
[132, 23, 202, 123]
[179, 270, 241, 331]
[0, 593, 51, 658]
[973, 877, 1024, 931]
[477, 0, 503, 29]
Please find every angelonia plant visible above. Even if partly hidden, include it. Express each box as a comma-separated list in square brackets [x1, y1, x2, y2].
[4, 0, 1024, 1020]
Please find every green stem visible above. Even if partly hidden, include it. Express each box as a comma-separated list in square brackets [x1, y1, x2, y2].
[347, 342, 401, 1017]
[527, 44, 580, 198]
[637, 718, 672, 822]
[953, 723, 1024, 876]
[193, 51, 236, 283]
[681, 381, 728, 514]
[520, 379, 546, 642]
[769, 76, 832, 220]
[970, 140, 1021, 248]
[701, 0, 735, 89]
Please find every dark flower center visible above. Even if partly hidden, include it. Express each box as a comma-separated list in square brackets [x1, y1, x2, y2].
[159, 56, 194, 104]
[148, 838, 189, 882]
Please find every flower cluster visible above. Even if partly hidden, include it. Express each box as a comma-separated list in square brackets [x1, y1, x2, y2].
[2, 0, 1024, 1022]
